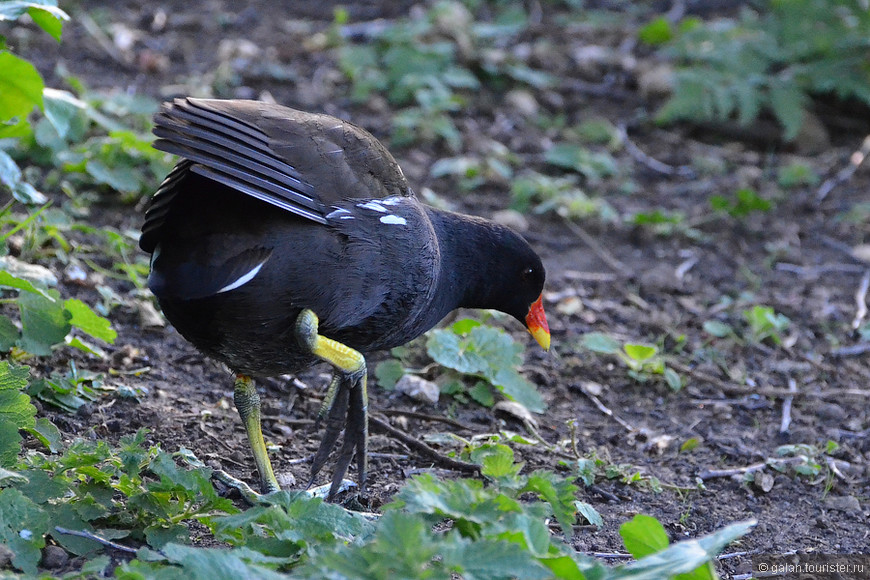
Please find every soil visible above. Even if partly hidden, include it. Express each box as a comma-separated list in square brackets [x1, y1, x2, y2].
[13, 1, 870, 577]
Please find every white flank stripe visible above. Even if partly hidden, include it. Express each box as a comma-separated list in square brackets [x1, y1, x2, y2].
[381, 197, 402, 206]
[217, 261, 266, 293]
[380, 214, 407, 226]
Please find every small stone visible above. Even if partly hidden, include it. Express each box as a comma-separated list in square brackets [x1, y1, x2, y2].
[41, 545, 69, 569]
[276, 472, 296, 489]
[491, 209, 529, 232]
[816, 402, 846, 422]
[824, 495, 861, 514]
[637, 63, 674, 99]
[395, 375, 440, 405]
[505, 89, 539, 117]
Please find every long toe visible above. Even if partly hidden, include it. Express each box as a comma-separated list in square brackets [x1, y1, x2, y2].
[309, 378, 350, 486]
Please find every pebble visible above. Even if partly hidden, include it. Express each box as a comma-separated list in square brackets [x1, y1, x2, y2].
[394, 375, 440, 405]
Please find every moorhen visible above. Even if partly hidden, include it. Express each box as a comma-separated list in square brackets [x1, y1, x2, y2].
[140, 98, 550, 497]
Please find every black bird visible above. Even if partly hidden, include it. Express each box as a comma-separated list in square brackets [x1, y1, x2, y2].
[140, 98, 550, 497]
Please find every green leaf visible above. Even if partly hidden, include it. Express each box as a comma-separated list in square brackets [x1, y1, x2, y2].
[0, 361, 36, 432]
[575, 501, 603, 527]
[468, 381, 495, 407]
[0, 315, 20, 351]
[26, 4, 67, 41]
[0, 51, 44, 122]
[768, 82, 806, 141]
[451, 318, 482, 334]
[702, 320, 733, 338]
[581, 332, 621, 354]
[27, 417, 62, 452]
[490, 366, 544, 413]
[639, 17, 674, 45]
[0, 149, 47, 204]
[544, 143, 616, 179]
[427, 328, 488, 375]
[17, 289, 70, 355]
[42, 88, 84, 139]
[680, 437, 701, 453]
[624, 344, 657, 362]
[85, 159, 142, 193]
[622, 520, 755, 579]
[620, 514, 669, 558]
[0, 488, 50, 575]
[64, 298, 117, 343]
[0, 270, 53, 299]
[374, 359, 404, 390]
[441, 538, 551, 580]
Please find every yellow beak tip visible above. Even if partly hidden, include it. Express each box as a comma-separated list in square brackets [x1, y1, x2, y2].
[530, 327, 551, 351]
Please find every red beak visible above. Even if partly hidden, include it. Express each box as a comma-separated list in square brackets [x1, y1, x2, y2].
[525, 293, 550, 351]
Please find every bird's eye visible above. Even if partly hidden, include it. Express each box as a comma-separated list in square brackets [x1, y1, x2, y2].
[521, 267, 535, 281]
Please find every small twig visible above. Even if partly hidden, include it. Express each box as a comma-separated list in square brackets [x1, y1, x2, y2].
[779, 378, 797, 434]
[54, 526, 138, 554]
[76, 10, 135, 69]
[589, 552, 633, 559]
[698, 462, 767, 480]
[775, 262, 868, 277]
[817, 134, 870, 203]
[379, 408, 471, 431]
[830, 342, 870, 357]
[852, 270, 870, 330]
[561, 219, 632, 278]
[577, 383, 636, 433]
[588, 484, 622, 502]
[616, 123, 696, 178]
[369, 415, 481, 474]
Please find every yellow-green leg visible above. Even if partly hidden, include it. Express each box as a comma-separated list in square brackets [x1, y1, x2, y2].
[296, 309, 368, 498]
[233, 374, 280, 494]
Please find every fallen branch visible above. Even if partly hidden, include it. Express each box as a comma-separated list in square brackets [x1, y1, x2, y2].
[616, 123, 696, 178]
[369, 415, 480, 474]
[54, 526, 138, 554]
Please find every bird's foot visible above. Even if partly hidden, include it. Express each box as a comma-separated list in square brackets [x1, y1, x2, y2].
[295, 309, 368, 499]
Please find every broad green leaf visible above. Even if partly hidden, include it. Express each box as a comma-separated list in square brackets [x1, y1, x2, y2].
[43, 88, 84, 139]
[17, 290, 70, 355]
[64, 298, 117, 343]
[0, 1, 68, 23]
[0, 270, 53, 299]
[468, 381, 495, 407]
[621, 520, 755, 579]
[702, 320, 733, 338]
[0, 315, 19, 351]
[374, 359, 404, 390]
[85, 159, 142, 193]
[491, 366, 544, 413]
[0, 149, 48, 204]
[624, 344, 657, 362]
[427, 328, 488, 375]
[580, 332, 621, 354]
[0, 51, 44, 122]
[26, 5, 67, 41]
[0, 488, 50, 575]
[441, 538, 551, 580]
[451, 318, 482, 334]
[524, 472, 578, 537]
[620, 514, 669, 558]
[575, 501, 603, 527]
[0, 361, 35, 432]
[27, 417, 62, 452]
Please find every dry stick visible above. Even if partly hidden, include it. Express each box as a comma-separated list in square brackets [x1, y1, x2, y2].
[77, 11, 135, 69]
[577, 384, 636, 433]
[561, 219, 632, 278]
[817, 134, 870, 203]
[671, 361, 870, 399]
[852, 270, 870, 330]
[616, 123, 696, 178]
[369, 415, 480, 474]
[779, 378, 797, 434]
[699, 456, 807, 480]
[54, 527, 138, 554]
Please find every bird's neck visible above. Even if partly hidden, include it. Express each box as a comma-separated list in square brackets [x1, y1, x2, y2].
[424, 206, 508, 313]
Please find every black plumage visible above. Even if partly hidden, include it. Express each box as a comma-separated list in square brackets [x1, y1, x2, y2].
[141, 98, 550, 495]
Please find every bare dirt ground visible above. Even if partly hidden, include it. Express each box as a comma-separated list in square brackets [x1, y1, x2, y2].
[19, 1, 870, 577]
